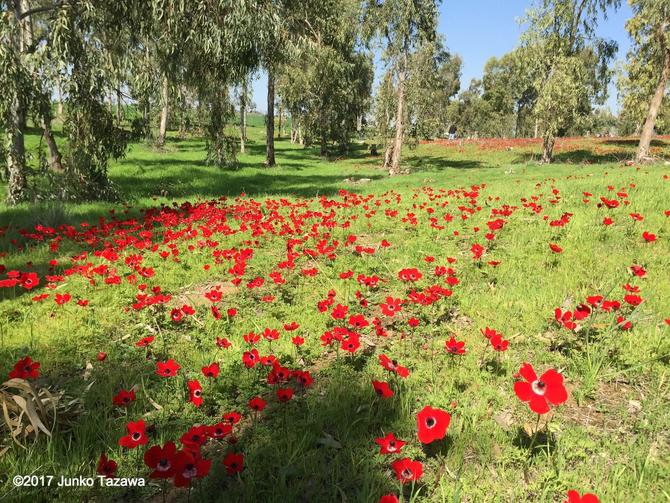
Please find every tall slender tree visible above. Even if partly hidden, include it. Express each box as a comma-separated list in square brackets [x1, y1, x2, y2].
[364, 0, 439, 175]
[620, 0, 670, 161]
[521, 0, 619, 163]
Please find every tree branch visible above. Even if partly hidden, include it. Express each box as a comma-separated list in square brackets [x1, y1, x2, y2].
[17, 0, 65, 21]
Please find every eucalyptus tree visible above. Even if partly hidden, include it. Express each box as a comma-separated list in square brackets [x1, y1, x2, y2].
[0, 0, 137, 203]
[154, 0, 278, 167]
[619, 0, 670, 161]
[276, 0, 373, 157]
[482, 48, 537, 138]
[521, 0, 619, 162]
[404, 37, 461, 140]
[363, 0, 439, 175]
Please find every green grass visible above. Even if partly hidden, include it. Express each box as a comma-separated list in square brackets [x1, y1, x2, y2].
[1, 123, 669, 502]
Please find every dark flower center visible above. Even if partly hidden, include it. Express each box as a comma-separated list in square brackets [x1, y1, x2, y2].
[131, 432, 141, 441]
[157, 459, 170, 471]
[193, 390, 202, 398]
[531, 380, 547, 395]
[426, 417, 436, 428]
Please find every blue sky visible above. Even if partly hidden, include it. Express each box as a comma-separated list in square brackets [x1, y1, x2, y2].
[250, 0, 633, 113]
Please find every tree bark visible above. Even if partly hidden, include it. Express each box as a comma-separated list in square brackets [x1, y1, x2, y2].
[157, 76, 169, 146]
[388, 53, 407, 176]
[277, 102, 282, 140]
[6, 92, 28, 204]
[265, 70, 276, 166]
[116, 87, 123, 126]
[290, 112, 296, 144]
[637, 38, 670, 162]
[541, 134, 555, 163]
[240, 77, 247, 154]
[5, 0, 29, 203]
[143, 100, 152, 140]
[56, 79, 63, 117]
[39, 99, 63, 172]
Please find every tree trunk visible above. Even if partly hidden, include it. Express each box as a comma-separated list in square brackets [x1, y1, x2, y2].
[388, 54, 407, 176]
[265, 70, 276, 166]
[143, 100, 152, 140]
[514, 105, 522, 138]
[383, 143, 394, 169]
[116, 87, 123, 126]
[6, 92, 28, 204]
[277, 103, 282, 140]
[56, 79, 63, 117]
[290, 112, 296, 144]
[319, 110, 328, 158]
[541, 134, 555, 163]
[157, 76, 169, 146]
[39, 100, 63, 172]
[5, 0, 29, 204]
[637, 44, 670, 162]
[534, 119, 539, 139]
[240, 77, 247, 154]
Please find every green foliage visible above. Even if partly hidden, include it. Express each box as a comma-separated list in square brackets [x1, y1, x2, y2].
[405, 37, 461, 139]
[520, 0, 620, 161]
[277, 0, 373, 155]
[618, 0, 670, 134]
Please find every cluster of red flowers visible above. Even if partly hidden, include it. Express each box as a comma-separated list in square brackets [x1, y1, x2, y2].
[4, 178, 664, 501]
[554, 273, 646, 332]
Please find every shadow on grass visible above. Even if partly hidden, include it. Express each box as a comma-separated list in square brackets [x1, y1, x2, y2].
[0, 338, 404, 502]
[512, 426, 557, 458]
[512, 149, 631, 164]
[404, 155, 484, 172]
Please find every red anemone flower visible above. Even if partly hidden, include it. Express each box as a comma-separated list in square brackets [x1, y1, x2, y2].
[277, 387, 294, 402]
[248, 396, 267, 412]
[135, 336, 154, 347]
[201, 362, 220, 378]
[372, 380, 394, 399]
[416, 405, 451, 444]
[513, 363, 568, 414]
[156, 359, 180, 377]
[391, 458, 423, 484]
[380, 297, 403, 317]
[223, 452, 244, 475]
[118, 419, 148, 449]
[173, 450, 212, 487]
[112, 388, 136, 407]
[374, 432, 406, 455]
[208, 422, 232, 439]
[223, 411, 242, 425]
[97, 453, 118, 478]
[8, 356, 40, 380]
[490, 334, 509, 352]
[216, 337, 232, 348]
[642, 231, 656, 242]
[242, 349, 260, 368]
[188, 380, 203, 407]
[564, 490, 599, 503]
[144, 441, 177, 479]
[445, 336, 466, 355]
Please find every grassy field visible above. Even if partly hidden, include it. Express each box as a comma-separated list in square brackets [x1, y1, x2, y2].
[1, 119, 669, 502]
